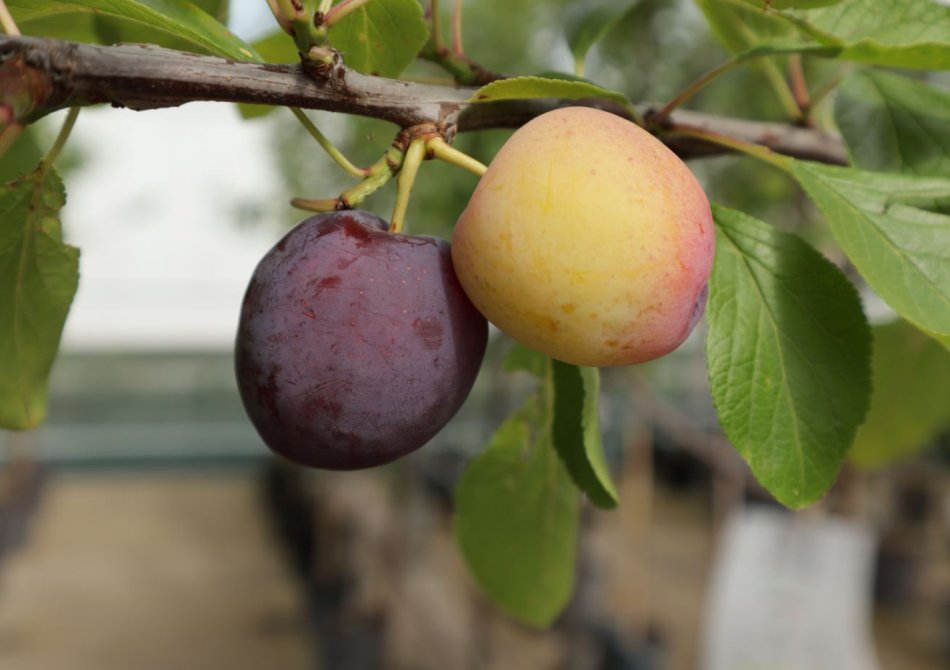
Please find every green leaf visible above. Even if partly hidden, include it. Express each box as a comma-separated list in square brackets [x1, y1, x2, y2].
[850, 319, 950, 470]
[706, 205, 871, 508]
[328, 0, 428, 77]
[780, 0, 950, 69]
[454, 394, 579, 628]
[737, 0, 843, 8]
[564, 1, 636, 75]
[11, 0, 257, 61]
[835, 70, 950, 178]
[550, 360, 618, 509]
[791, 162, 950, 339]
[0, 169, 80, 430]
[469, 76, 631, 107]
[694, 0, 802, 54]
[0, 127, 45, 184]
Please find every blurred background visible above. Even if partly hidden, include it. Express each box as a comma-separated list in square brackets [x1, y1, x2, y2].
[1, 1, 948, 668]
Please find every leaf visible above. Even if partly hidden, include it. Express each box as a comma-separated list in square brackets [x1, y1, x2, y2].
[694, 0, 802, 54]
[10, 0, 257, 61]
[0, 169, 80, 430]
[849, 320, 950, 470]
[0, 127, 45, 184]
[550, 360, 618, 509]
[706, 205, 871, 508]
[469, 76, 631, 107]
[564, 1, 636, 75]
[779, 0, 950, 69]
[737, 0, 844, 8]
[328, 0, 428, 77]
[791, 162, 950, 339]
[835, 70, 950, 178]
[454, 394, 579, 628]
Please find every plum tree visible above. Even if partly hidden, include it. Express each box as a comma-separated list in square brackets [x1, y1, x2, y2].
[451, 107, 714, 367]
[235, 210, 487, 470]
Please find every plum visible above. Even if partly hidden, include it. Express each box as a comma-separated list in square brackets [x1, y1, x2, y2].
[452, 106, 714, 367]
[235, 210, 487, 470]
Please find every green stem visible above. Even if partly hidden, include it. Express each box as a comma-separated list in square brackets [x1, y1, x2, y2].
[761, 59, 802, 122]
[265, 0, 294, 34]
[654, 59, 742, 125]
[427, 138, 486, 176]
[325, 0, 374, 27]
[40, 107, 80, 171]
[317, 0, 333, 14]
[665, 124, 794, 173]
[291, 145, 404, 212]
[430, 0, 444, 53]
[291, 107, 368, 178]
[788, 54, 810, 119]
[451, 0, 464, 57]
[0, 0, 20, 35]
[390, 138, 425, 234]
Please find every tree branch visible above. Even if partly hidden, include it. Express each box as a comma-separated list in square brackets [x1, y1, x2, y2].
[0, 35, 848, 166]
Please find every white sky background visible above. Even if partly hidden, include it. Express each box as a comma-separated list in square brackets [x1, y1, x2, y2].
[59, 0, 284, 350]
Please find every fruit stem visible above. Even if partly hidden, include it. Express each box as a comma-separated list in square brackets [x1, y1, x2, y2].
[290, 144, 404, 212]
[325, 0, 375, 27]
[426, 137, 486, 177]
[290, 107, 368, 178]
[390, 138, 425, 234]
[0, 0, 20, 35]
[665, 124, 794, 173]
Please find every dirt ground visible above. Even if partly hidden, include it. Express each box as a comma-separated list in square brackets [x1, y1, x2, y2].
[0, 471, 313, 670]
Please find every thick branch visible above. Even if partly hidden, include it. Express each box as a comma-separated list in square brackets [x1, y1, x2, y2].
[0, 35, 848, 165]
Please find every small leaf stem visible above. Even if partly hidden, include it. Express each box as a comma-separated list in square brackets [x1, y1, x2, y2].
[761, 59, 802, 122]
[317, 0, 334, 14]
[451, 0, 465, 57]
[426, 137, 486, 176]
[40, 107, 80, 171]
[788, 54, 811, 122]
[653, 59, 742, 126]
[429, 0, 445, 53]
[0, 0, 20, 36]
[390, 138, 425, 234]
[290, 107, 368, 178]
[325, 0, 375, 27]
[265, 0, 294, 35]
[665, 124, 793, 173]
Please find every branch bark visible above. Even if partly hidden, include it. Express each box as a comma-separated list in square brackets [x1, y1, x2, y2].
[0, 35, 848, 166]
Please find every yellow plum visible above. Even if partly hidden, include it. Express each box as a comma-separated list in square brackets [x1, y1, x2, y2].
[451, 106, 714, 367]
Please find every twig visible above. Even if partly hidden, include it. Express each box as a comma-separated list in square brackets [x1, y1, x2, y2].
[0, 36, 850, 166]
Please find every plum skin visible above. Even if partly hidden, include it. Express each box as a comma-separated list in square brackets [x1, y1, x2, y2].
[451, 106, 714, 367]
[235, 210, 487, 470]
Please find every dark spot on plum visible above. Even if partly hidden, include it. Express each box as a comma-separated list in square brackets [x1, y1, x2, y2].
[317, 275, 341, 291]
[413, 317, 444, 350]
